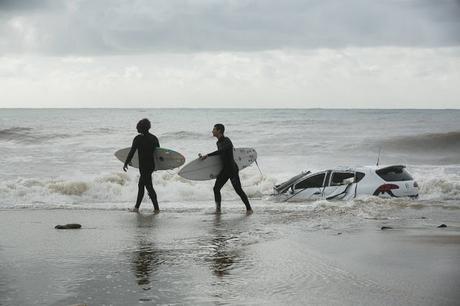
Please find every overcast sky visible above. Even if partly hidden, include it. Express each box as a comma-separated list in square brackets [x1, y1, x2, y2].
[1, 0, 459, 108]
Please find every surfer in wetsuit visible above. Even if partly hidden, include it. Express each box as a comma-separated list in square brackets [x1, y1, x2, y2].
[123, 118, 160, 213]
[199, 124, 252, 213]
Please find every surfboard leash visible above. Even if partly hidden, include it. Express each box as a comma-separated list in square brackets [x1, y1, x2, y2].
[254, 160, 264, 178]
[254, 160, 281, 196]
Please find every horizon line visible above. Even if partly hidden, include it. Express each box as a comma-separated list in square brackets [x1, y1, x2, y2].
[1, 107, 460, 110]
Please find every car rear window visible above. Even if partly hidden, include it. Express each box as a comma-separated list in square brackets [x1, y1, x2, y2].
[376, 167, 413, 181]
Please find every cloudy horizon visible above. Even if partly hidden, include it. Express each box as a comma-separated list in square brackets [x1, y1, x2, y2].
[1, 0, 459, 108]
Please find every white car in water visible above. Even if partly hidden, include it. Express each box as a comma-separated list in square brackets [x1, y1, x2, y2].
[273, 165, 419, 202]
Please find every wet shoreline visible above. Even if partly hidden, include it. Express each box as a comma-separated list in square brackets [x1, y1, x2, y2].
[1, 206, 459, 305]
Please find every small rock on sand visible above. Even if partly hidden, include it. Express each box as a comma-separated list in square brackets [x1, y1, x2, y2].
[55, 223, 82, 229]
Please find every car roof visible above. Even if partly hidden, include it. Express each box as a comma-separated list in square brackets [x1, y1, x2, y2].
[317, 165, 406, 173]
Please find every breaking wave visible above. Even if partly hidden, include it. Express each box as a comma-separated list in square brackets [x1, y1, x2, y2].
[0, 169, 275, 209]
[0, 166, 458, 211]
[80, 127, 114, 135]
[160, 131, 204, 139]
[378, 131, 460, 154]
[0, 127, 70, 143]
[419, 177, 460, 201]
[48, 181, 89, 196]
[0, 127, 34, 142]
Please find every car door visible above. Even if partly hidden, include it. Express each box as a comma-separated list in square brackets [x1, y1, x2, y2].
[287, 172, 326, 201]
[322, 171, 355, 200]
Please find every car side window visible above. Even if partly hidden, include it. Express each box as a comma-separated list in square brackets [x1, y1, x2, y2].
[294, 173, 325, 190]
[330, 172, 355, 186]
[355, 172, 365, 182]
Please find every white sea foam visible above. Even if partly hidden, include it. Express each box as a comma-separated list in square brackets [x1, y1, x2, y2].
[0, 164, 458, 211]
[407, 166, 460, 200]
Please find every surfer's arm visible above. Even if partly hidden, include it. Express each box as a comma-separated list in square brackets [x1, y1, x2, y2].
[208, 138, 233, 156]
[199, 153, 209, 160]
[153, 136, 160, 149]
[124, 137, 138, 171]
[204, 147, 226, 159]
[207, 150, 220, 157]
[201, 138, 232, 159]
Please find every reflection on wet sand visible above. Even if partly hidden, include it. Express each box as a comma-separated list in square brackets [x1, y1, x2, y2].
[131, 214, 163, 288]
[0, 269, 14, 305]
[207, 214, 246, 277]
[132, 240, 162, 286]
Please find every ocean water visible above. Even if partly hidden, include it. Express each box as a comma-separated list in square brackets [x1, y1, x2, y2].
[1, 109, 460, 305]
[0, 108, 459, 213]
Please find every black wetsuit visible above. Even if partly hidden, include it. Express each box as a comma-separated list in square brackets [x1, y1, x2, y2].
[208, 136, 251, 210]
[125, 132, 160, 210]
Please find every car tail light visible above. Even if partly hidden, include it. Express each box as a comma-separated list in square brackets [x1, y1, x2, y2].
[375, 184, 399, 193]
[413, 181, 419, 188]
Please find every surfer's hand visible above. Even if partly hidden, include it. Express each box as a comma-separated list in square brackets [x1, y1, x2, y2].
[199, 153, 207, 160]
[123, 164, 128, 172]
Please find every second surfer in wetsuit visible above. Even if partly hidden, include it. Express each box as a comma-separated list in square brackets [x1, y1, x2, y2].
[199, 124, 252, 213]
[123, 118, 160, 213]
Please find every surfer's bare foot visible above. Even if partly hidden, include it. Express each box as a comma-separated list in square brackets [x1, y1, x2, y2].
[128, 207, 139, 213]
[246, 209, 253, 215]
[153, 209, 160, 214]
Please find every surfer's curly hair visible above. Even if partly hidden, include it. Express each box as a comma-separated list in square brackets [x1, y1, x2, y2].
[214, 123, 225, 133]
[137, 118, 151, 134]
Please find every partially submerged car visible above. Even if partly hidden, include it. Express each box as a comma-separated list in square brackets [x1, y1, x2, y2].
[273, 165, 419, 202]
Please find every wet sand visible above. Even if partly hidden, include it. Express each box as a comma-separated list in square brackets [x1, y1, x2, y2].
[1, 204, 459, 305]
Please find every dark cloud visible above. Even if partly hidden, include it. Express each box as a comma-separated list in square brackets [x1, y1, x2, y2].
[0, 0, 58, 11]
[1, 0, 459, 55]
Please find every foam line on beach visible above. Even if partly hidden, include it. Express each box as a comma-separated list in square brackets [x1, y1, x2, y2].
[0, 166, 459, 208]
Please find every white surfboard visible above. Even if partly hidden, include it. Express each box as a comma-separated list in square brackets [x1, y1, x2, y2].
[178, 147, 257, 181]
[115, 147, 185, 170]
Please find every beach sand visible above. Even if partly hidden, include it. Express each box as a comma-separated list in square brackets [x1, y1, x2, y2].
[1, 203, 459, 306]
